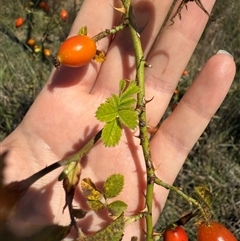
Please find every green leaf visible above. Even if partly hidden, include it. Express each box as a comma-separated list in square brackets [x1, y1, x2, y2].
[85, 214, 125, 241]
[81, 178, 102, 200]
[95, 102, 117, 122]
[102, 119, 122, 147]
[107, 94, 120, 106]
[118, 97, 136, 109]
[119, 79, 127, 95]
[95, 79, 139, 147]
[118, 109, 138, 129]
[103, 174, 124, 199]
[119, 81, 139, 100]
[87, 200, 105, 212]
[107, 200, 128, 218]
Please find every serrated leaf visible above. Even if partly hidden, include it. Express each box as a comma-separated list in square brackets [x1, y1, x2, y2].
[103, 174, 124, 199]
[118, 109, 138, 129]
[102, 119, 122, 147]
[81, 178, 102, 200]
[119, 79, 127, 95]
[119, 97, 136, 109]
[85, 214, 125, 241]
[107, 200, 128, 217]
[120, 81, 139, 100]
[107, 94, 120, 106]
[87, 200, 105, 212]
[95, 102, 117, 122]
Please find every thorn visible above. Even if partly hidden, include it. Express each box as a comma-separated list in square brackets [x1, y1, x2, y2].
[135, 18, 149, 34]
[144, 62, 153, 68]
[145, 96, 154, 104]
[134, 134, 141, 139]
[142, 228, 147, 235]
[123, 77, 132, 83]
[111, 5, 126, 14]
[147, 125, 159, 134]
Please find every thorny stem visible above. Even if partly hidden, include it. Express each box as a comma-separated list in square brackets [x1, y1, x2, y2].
[121, 1, 155, 240]
[92, 21, 128, 42]
[154, 177, 208, 221]
[17, 129, 103, 187]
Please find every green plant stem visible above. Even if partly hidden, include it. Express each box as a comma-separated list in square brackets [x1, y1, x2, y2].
[154, 177, 208, 221]
[124, 212, 148, 227]
[92, 21, 128, 42]
[122, 1, 155, 240]
[17, 129, 103, 188]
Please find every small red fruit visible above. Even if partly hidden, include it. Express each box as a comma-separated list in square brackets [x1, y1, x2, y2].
[60, 9, 68, 21]
[27, 38, 35, 46]
[39, 1, 50, 12]
[15, 17, 24, 28]
[163, 226, 188, 241]
[56, 35, 97, 68]
[198, 221, 237, 241]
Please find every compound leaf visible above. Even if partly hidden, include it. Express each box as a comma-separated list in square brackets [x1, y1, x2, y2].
[118, 109, 138, 129]
[119, 79, 127, 95]
[85, 214, 125, 241]
[102, 119, 122, 147]
[118, 97, 136, 109]
[107, 200, 128, 218]
[95, 102, 118, 123]
[87, 200, 105, 212]
[119, 81, 139, 100]
[81, 178, 102, 200]
[103, 174, 124, 199]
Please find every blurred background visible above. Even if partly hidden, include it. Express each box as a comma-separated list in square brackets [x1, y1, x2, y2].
[0, 0, 239, 240]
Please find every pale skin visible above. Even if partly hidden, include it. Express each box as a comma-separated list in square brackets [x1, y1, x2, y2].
[0, 0, 236, 240]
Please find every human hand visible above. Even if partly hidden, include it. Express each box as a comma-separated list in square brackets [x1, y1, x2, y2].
[0, 0, 236, 240]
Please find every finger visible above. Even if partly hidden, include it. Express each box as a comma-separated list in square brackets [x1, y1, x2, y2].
[144, 0, 216, 126]
[91, 0, 174, 95]
[48, 0, 122, 92]
[69, 0, 121, 50]
[151, 52, 236, 208]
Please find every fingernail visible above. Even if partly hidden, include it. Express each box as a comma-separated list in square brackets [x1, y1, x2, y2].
[216, 50, 233, 58]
